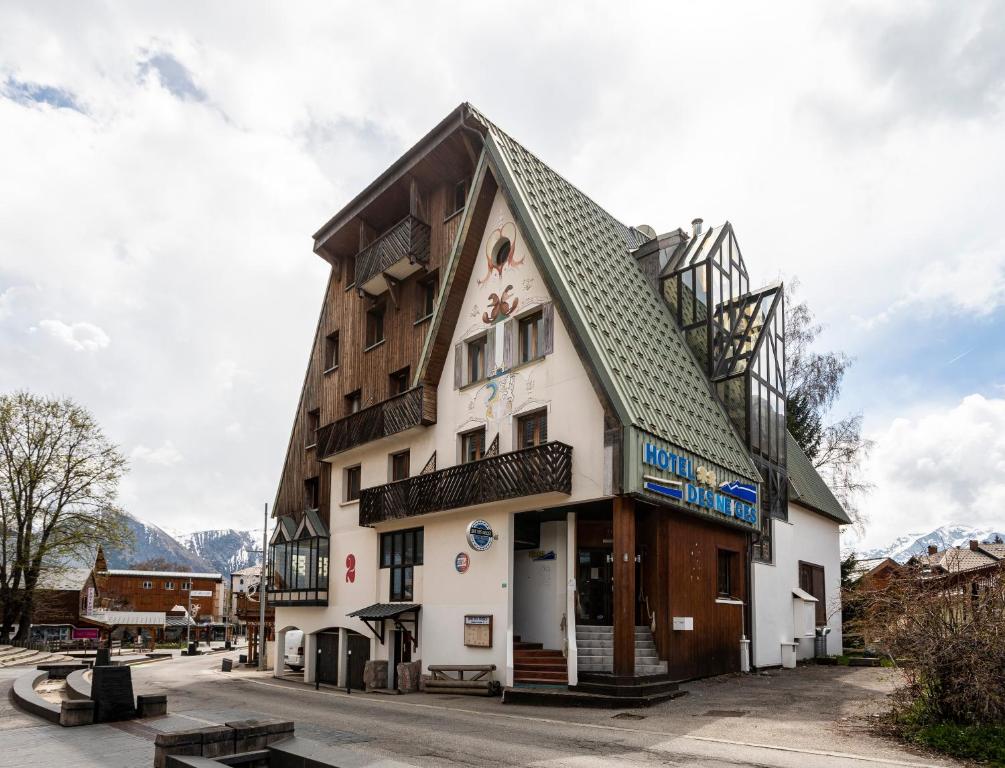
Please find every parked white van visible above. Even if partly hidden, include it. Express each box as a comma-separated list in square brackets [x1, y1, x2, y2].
[284, 629, 304, 671]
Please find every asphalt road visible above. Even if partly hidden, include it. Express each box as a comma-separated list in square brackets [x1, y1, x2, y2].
[127, 652, 961, 768]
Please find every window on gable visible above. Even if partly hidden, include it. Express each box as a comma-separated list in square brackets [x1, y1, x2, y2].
[519, 310, 544, 364]
[304, 476, 320, 510]
[380, 528, 423, 602]
[449, 179, 467, 218]
[366, 303, 385, 348]
[516, 409, 548, 449]
[324, 331, 339, 372]
[467, 335, 487, 383]
[305, 408, 320, 448]
[390, 450, 410, 482]
[461, 427, 486, 464]
[389, 367, 410, 396]
[416, 272, 438, 321]
[345, 390, 362, 415]
[344, 465, 362, 502]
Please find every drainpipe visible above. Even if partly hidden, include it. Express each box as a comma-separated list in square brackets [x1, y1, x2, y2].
[744, 534, 755, 672]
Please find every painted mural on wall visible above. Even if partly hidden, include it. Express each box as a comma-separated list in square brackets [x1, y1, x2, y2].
[458, 215, 551, 436]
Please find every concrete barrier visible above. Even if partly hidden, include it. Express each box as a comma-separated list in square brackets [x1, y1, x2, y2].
[11, 670, 60, 724]
[137, 693, 168, 717]
[59, 699, 94, 726]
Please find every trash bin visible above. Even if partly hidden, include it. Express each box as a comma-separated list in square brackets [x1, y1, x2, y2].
[781, 642, 798, 669]
[814, 626, 832, 658]
[188, 642, 198, 656]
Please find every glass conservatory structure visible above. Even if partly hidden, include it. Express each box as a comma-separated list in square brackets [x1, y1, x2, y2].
[661, 223, 787, 561]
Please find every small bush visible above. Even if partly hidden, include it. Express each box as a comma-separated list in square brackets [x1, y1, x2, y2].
[909, 723, 1005, 766]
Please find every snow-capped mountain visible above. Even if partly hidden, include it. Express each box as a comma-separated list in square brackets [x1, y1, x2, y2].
[858, 523, 1005, 562]
[104, 512, 213, 572]
[176, 528, 262, 576]
[101, 512, 261, 577]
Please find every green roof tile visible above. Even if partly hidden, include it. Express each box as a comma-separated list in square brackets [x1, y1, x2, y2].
[786, 432, 850, 524]
[470, 106, 759, 481]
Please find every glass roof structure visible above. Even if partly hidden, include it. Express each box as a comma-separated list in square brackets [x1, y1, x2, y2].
[660, 222, 787, 561]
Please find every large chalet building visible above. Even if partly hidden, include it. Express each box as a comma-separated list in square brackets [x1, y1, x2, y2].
[268, 104, 848, 702]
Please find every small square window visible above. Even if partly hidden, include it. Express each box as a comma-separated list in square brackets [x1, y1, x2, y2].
[389, 367, 410, 396]
[517, 409, 548, 449]
[164, 581, 175, 590]
[305, 409, 320, 448]
[345, 390, 362, 415]
[344, 254, 356, 289]
[717, 550, 736, 598]
[345, 465, 362, 502]
[519, 310, 544, 364]
[305, 476, 320, 510]
[366, 304, 385, 348]
[390, 450, 410, 482]
[324, 332, 339, 371]
[461, 428, 486, 464]
[181, 581, 191, 591]
[417, 273, 438, 320]
[142, 580, 152, 590]
[467, 336, 487, 383]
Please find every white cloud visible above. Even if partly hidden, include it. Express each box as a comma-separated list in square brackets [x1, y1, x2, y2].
[857, 394, 1005, 549]
[132, 440, 184, 467]
[37, 319, 110, 351]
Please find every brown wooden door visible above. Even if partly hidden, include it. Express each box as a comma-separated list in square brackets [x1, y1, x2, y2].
[317, 632, 339, 685]
[346, 632, 369, 690]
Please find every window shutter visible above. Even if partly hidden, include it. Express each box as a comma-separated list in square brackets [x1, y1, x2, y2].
[502, 318, 515, 370]
[485, 328, 496, 377]
[541, 302, 555, 356]
[454, 342, 463, 389]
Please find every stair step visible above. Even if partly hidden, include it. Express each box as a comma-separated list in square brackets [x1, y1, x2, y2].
[514, 672, 568, 683]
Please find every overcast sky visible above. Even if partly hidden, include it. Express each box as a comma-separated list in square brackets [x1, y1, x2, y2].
[2, 1, 1003, 549]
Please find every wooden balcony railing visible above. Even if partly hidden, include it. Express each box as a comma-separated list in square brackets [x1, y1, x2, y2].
[359, 441, 573, 527]
[355, 214, 431, 295]
[317, 385, 435, 460]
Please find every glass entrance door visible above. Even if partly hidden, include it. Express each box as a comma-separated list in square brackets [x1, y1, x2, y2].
[576, 547, 614, 625]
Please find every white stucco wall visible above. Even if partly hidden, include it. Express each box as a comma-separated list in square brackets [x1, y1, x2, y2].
[275, 189, 607, 685]
[751, 503, 844, 668]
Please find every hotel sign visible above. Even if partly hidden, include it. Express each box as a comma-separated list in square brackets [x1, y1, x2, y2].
[625, 429, 760, 529]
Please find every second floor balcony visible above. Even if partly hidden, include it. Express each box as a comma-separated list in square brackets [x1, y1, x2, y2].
[359, 441, 573, 526]
[356, 214, 431, 297]
[317, 385, 436, 460]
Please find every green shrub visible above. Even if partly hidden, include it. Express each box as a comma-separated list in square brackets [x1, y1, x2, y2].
[909, 723, 1005, 766]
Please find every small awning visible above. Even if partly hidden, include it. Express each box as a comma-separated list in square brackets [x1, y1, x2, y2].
[81, 611, 166, 628]
[791, 587, 818, 602]
[347, 603, 420, 620]
[347, 603, 420, 649]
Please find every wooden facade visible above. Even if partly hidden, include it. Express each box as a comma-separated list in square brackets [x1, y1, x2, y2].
[272, 130, 477, 530]
[100, 572, 224, 619]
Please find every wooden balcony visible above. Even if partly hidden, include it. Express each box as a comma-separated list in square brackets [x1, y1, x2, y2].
[359, 441, 573, 527]
[355, 214, 431, 296]
[317, 385, 435, 460]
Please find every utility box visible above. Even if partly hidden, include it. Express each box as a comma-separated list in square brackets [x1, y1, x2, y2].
[791, 587, 818, 639]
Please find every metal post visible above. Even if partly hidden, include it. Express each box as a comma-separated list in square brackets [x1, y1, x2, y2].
[258, 502, 268, 671]
[346, 649, 351, 694]
[186, 589, 191, 648]
[316, 645, 321, 690]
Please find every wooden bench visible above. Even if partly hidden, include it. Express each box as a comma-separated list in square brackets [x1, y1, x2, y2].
[425, 665, 499, 696]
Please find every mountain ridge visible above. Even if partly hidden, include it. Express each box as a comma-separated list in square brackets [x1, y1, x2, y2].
[858, 523, 1005, 562]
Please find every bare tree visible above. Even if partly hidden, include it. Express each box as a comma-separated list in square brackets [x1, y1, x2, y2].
[0, 392, 130, 642]
[785, 281, 874, 528]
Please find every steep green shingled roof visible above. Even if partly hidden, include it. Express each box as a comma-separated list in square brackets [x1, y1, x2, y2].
[786, 432, 851, 524]
[471, 107, 758, 480]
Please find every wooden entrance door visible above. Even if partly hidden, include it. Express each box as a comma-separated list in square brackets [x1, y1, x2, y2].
[390, 628, 412, 689]
[577, 548, 614, 625]
[316, 632, 339, 685]
[346, 632, 369, 690]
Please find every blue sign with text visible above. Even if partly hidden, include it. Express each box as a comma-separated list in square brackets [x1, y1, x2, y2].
[643, 443, 758, 526]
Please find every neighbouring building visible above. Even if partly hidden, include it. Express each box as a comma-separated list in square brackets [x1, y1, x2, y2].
[227, 565, 262, 637]
[30, 566, 101, 643]
[267, 103, 848, 702]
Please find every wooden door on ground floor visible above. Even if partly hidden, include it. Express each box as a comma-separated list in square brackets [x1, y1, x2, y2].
[346, 632, 370, 690]
[317, 631, 339, 685]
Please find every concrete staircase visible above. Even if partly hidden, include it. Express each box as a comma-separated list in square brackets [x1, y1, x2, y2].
[576, 625, 668, 675]
[0, 644, 74, 668]
[513, 637, 568, 685]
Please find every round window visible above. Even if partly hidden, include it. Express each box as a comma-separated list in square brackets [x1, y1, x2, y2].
[493, 238, 512, 266]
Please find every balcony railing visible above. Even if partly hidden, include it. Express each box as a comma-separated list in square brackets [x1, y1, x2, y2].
[355, 214, 431, 296]
[359, 441, 573, 526]
[317, 385, 435, 460]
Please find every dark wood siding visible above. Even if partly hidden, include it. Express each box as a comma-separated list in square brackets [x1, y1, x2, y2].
[274, 164, 475, 530]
